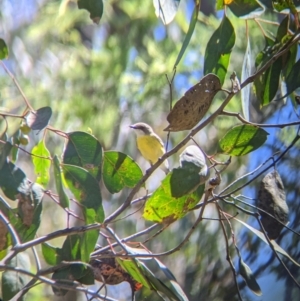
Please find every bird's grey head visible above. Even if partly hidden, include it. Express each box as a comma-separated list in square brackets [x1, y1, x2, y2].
[130, 122, 153, 135]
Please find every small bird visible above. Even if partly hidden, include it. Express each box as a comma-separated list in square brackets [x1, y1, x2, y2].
[130, 122, 169, 174]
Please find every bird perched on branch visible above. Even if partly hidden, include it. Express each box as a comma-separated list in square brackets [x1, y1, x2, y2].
[130, 122, 169, 174]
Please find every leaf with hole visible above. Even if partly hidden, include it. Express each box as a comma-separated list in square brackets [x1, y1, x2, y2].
[164, 74, 221, 132]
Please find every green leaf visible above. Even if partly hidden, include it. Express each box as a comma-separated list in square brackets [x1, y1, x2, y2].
[51, 264, 87, 296]
[62, 164, 104, 222]
[216, 0, 224, 10]
[204, 15, 235, 85]
[61, 234, 81, 261]
[272, 0, 297, 12]
[239, 257, 262, 296]
[285, 58, 300, 95]
[32, 140, 51, 187]
[103, 151, 143, 194]
[241, 37, 251, 121]
[11, 131, 20, 163]
[63, 131, 103, 181]
[0, 161, 27, 200]
[26, 107, 52, 131]
[53, 155, 70, 208]
[173, 3, 198, 69]
[228, 0, 265, 18]
[277, 15, 289, 42]
[170, 168, 204, 198]
[153, 0, 180, 25]
[1, 254, 30, 301]
[117, 258, 151, 289]
[254, 56, 282, 106]
[143, 174, 205, 223]
[0, 38, 9, 59]
[218, 125, 268, 156]
[0, 140, 12, 169]
[254, 19, 291, 106]
[80, 208, 98, 262]
[78, 0, 103, 24]
[42, 242, 61, 265]
[234, 217, 300, 267]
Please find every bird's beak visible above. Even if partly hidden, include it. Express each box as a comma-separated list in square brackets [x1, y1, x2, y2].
[129, 125, 135, 129]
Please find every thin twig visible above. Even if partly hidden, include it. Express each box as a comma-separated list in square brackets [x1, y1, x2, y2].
[221, 110, 300, 128]
[217, 206, 243, 301]
[0, 61, 34, 112]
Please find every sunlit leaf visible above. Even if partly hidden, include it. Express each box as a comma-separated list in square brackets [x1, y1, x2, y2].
[153, 0, 180, 25]
[63, 131, 103, 181]
[0, 38, 9, 59]
[78, 0, 103, 24]
[218, 125, 268, 156]
[241, 37, 251, 121]
[117, 258, 150, 288]
[173, 3, 198, 68]
[204, 15, 235, 85]
[103, 151, 143, 193]
[53, 155, 70, 208]
[144, 174, 205, 223]
[32, 140, 51, 187]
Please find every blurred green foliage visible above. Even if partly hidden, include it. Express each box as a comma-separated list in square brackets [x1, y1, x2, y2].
[1, 0, 300, 300]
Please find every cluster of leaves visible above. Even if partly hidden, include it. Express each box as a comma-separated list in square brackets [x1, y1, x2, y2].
[1, 0, 300, 301]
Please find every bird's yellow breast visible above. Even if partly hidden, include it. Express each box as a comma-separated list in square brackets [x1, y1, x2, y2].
[136, 135, 165, 165]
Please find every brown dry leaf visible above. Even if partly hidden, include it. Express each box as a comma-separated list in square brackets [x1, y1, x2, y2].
[90, 256, 142, 292]
[164, 73, 221, 132]
[257, 170, 289, 240]
[17, 193, 34, 227]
